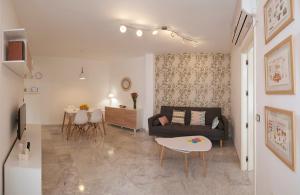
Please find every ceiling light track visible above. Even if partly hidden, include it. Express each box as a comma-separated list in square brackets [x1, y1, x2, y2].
[119, 24, 200, 47]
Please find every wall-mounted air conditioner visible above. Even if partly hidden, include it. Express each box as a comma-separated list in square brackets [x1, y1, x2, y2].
[232, 0, 256, 46]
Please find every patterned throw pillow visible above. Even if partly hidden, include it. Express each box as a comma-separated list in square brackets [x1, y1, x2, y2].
[171, 110, 185, 125]
[190, 111, 206, 125]
[212, 117, 220, 129]
[158, 116, 169, 126]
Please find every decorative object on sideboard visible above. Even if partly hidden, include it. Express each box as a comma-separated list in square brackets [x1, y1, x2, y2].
[131, 92, 138, 109]
[119, 105, 126, 108]
[80, 104, 89, 110]
[119, 24, 200, 47]
[79, 67, 87, 80]
[121, 77, 131, 91]
[264, 0, 294, 44]
[265, 106, 295, 171]
[264, 36, 294, 94]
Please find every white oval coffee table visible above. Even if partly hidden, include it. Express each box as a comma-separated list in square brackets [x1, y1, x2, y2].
[155, 136, 212, 176]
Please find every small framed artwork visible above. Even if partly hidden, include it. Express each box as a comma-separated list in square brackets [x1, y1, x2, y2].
[264, 0, 294, 44]
[265, 106, 295, 171]
[265, 36, 294, 94]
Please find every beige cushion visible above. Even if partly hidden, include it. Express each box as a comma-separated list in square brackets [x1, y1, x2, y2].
[190, 111, 206, 125]
[171, 110, 185, 125]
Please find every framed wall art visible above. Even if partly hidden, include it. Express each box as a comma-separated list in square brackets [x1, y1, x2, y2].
[265, 106, 295, 171]
[265, 36, 294, 94]
[264, 0, 294, 44]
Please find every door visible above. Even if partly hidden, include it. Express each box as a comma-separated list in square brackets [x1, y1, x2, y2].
[241, 37, 254, 171]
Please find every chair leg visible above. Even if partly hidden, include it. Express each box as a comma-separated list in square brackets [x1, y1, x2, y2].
[220, 139, 223, 148]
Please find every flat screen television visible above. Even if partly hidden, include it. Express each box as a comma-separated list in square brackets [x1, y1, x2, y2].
[17, 104, 26, 140]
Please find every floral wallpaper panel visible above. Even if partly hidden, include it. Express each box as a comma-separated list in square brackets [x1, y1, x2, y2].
[154, 53, 231, 120]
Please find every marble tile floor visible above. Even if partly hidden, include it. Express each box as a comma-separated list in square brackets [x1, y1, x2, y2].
[42, 125, 254, 195]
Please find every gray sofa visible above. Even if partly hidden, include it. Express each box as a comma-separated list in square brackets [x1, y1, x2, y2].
[148, 106, 228, 147]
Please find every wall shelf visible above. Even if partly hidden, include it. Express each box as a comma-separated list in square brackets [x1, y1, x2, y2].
[2, 28, 32, 77]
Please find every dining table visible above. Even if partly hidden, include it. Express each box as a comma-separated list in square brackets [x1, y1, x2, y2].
[61, 107, 105, 140]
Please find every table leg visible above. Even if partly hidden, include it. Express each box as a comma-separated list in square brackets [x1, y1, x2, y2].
[101, 114, 106, 135]
[184, 153, 189, 177]
[160, 146, 165, 167]
[61, 112, 66, 133]
[203, 152, 207, 177]
[66, 114, 73, 140]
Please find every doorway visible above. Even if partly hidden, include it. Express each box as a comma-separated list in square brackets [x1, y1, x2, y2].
[240, 29, 255, 171]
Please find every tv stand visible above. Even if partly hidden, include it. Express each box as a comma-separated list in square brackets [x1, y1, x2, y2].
[4, 125, 41, 195]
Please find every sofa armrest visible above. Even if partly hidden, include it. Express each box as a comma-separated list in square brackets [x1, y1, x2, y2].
[148, 114, 162, 130]
[221, 115, 229, 139]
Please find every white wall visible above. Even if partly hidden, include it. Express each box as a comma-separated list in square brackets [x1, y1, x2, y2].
[26, 54, 155, 130]
[255, 0, 300, 194]
[230, 46, 242, 160]
[0, 0, 23, 193]
[109, 56, 145, 109]
[25, 56, 110, 124]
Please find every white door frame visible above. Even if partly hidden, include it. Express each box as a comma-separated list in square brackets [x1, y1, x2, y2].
[240, 27, 255, 171]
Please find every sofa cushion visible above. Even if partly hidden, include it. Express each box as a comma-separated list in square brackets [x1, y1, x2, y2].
[160, 106, 222, 125]
[190, 111, 206, 125]
[158, 116, 169, 126]
[171, 110, 185, 125]
[151, 124, 225, 140]
[211, 117, 219, 129]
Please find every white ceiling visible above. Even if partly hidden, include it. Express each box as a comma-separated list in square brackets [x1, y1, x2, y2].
[12, 0, 237, 60]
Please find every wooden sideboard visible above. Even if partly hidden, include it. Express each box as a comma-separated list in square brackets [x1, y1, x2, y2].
[105, 106, 142, 135]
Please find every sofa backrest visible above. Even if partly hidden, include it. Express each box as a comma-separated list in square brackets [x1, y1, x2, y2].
[160, 106, 222, 125]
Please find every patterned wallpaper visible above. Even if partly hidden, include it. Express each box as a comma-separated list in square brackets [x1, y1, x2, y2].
[154, 53, 231, 119]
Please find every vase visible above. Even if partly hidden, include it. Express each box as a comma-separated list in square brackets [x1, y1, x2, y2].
[133, 100, 137, 109]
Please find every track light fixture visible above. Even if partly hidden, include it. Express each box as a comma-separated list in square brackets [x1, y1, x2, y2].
[119, 24, 200, 47]
[120, 25, 127, 33]
[136, 29, 143, 37]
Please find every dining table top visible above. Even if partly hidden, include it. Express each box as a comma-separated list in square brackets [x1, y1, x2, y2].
[64, 107, 104, 114]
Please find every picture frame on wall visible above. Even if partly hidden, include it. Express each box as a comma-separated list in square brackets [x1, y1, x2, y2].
[265, 106, 295, 171]
[264, 0, 294, 44]
[265, 36, 294, 94]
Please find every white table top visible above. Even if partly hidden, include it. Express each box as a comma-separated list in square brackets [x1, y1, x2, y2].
[155, 136, 212, 153]
[64, 108, 104, 114]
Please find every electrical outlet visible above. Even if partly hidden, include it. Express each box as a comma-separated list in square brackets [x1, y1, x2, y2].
[256, 114, 261, 122]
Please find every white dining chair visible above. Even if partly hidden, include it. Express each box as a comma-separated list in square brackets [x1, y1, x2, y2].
[87, 109, 106, 138]
[70, 110, 88, 139]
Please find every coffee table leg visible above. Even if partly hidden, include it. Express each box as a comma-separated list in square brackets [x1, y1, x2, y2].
[160, 146, 165, 167]
[184, 153, 189, 177]
[203, 152, 207, 177]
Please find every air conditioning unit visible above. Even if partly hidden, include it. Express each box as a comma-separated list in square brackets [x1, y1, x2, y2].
[232, 0, 256, 46]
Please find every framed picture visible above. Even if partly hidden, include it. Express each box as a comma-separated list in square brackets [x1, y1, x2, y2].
[265, 106, 295, 171]
[265, 36, 294, 94]
[264, 0, 294, 44]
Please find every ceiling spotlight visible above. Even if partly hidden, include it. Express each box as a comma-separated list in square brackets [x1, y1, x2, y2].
[136, 30, 143, 37]
[152, 30, 158, 35]
[120, 25, 127, 33]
